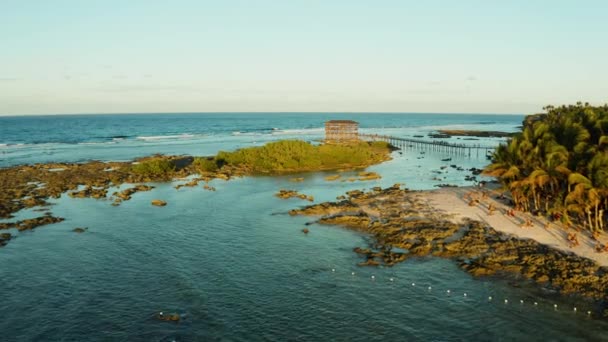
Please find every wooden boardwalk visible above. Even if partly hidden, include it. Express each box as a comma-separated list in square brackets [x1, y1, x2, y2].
[359, 133, 496, 158]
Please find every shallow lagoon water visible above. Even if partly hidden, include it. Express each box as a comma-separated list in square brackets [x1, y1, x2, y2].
[2, 114, 607, 341]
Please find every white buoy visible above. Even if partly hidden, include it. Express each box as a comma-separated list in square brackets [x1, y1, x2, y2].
[464, 293, 467, 297]
[428, 286, 432, 290]
[390, 277, 394, 282]
[534, 302, 538, 306]
[488, 296, 493, 301]
[446, 289, 451, 294]
[554, 304, 558, 309]
[411, 282, 416, 286]
[574, 307, 577, 312]
[351, 272, 355, 276]
[504, 299, 508, 304]
[520, 300, 524, 304]
[371, 275, 375, 280]
[587, 311, 592, 316]
[332, 268, 335, 272]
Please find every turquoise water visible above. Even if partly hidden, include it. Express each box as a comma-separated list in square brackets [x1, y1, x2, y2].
[2, 114, 607, 341]
[0, 113, 517, 167]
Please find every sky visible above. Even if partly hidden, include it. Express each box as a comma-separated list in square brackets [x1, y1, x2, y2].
[1, 0, 607, 115]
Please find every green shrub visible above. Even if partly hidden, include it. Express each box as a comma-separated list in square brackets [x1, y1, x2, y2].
[193, 157, 219, 172]
[370, 141, 391, 149]
[215, 140, 390, 173]
[131, 158, 175, 177]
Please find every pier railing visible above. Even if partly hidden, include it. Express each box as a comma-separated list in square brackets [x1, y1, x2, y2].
[359, 133, 496, 158]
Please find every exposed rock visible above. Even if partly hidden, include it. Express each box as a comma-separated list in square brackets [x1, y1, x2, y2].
[324, 174, 341, 181]
[0, 215, 65, 232]
[276, 189, 313, 201]
[215, 173, 230, 181]
[357, 171, 381, 181]
[68, 186, 108, 199]
[434, 183, 459, 188]
[156, 312, 180, 322]
[72, 227, 88, 233]
[469, 168, 483, 175]
[358, 259, 380, 267]
[174, 178, 201, 189]
[112, 184, 155, 202]
[0, 233, 12, 247]
[203, 184, 216, 191]
[151, 200, 167, 207]
[302, 228, 309, 234]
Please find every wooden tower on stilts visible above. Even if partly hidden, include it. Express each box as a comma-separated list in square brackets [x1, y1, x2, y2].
[325, 120, 359, 143]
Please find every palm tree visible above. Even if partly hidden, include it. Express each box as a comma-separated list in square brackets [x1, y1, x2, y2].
[484, 103, 608, 233]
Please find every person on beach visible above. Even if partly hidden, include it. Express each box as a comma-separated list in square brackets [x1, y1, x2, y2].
[488, 203, 495, 216]
[520, 218, 533, 228]
[567, 233, 579, 247]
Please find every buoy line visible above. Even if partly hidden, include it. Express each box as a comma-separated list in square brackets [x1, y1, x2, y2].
[326, 267, 593, 317]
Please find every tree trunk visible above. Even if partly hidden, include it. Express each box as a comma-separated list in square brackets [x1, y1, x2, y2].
[595, 203, 600, 232]
[586, 208, 593, 233]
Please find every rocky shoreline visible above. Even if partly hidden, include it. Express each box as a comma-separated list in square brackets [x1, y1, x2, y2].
[289, 185, 608, 315]
[0, 142, 392, 247]
[0, 155, 242, 246]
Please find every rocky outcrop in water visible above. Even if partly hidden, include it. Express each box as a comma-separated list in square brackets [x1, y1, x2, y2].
[276, 189, 314, 202]
[112, 184, 155, 203]
[0, 214, 65, 232]
[68, 186, 108, 199]
[151, 199, 167, 207]
[155, 312, 180, 322]
[357, 171, 381, 181]
[289, 185, 608, 309]
[0, 156, 244, 219]
[0, 233, 12, 247]
[0, 215, 65, 247]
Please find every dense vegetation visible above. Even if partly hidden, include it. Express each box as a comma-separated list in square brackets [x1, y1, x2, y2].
[128, 140, 392, 178]
[194, 140, 392, 174]
[484, 103, 608, 233]
[192, 157, 219, 172]
[131, 158, 175, 178]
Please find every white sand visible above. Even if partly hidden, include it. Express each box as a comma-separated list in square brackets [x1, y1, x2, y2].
[421, 186, 608, 267]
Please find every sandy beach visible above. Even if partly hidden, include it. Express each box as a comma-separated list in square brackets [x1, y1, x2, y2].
[424, 185, 608, 267]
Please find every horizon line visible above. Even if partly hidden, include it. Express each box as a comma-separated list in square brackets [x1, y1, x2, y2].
[0, 110, 527, 118]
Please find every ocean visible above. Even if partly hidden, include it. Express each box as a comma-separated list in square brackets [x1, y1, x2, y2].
[1, 113, 606, 341]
